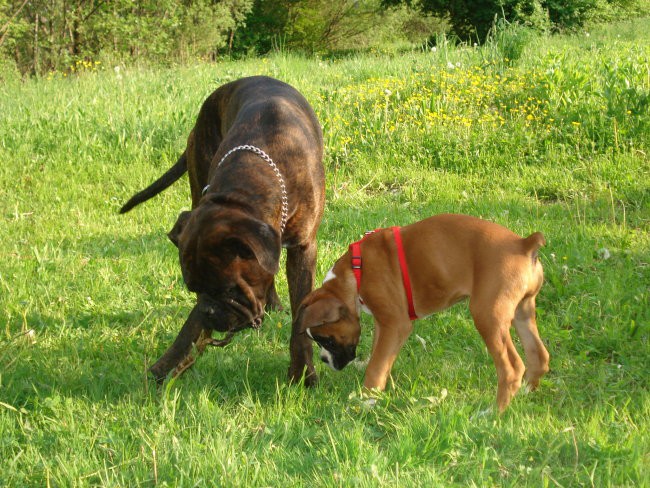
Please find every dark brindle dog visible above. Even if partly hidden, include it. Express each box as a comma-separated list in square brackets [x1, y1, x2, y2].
[120, 76, 325, 384]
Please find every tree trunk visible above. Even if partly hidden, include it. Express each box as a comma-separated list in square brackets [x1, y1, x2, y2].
[33, 13, 39, 75]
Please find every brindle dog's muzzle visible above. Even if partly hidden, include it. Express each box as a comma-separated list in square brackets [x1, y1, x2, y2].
[198, 294, 263, 332]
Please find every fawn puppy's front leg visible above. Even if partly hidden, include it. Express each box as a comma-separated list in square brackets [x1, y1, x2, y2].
[363, 318, 413, 391]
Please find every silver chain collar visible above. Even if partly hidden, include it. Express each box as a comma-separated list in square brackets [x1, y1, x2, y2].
[202, 145, 289, 234]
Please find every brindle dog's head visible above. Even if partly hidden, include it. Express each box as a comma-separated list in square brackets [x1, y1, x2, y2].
[294, 289, 360, 371]
[168, 205, 281, 332]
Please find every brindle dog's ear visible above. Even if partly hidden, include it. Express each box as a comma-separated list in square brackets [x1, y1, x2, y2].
[168, 210, 192, 247]
[236, 219, 281, 274]
[296, 294, 346, 333]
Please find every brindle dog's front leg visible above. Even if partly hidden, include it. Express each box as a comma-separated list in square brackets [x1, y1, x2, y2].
[286, 242, 318, 386]
[149, 305, 211, 384]
[265, 278, 283, 312]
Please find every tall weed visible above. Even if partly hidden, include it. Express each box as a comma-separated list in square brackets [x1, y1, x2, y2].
[483, 18, 538, 68]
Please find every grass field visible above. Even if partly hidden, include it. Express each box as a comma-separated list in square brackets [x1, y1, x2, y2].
[1, 19, 649, 487]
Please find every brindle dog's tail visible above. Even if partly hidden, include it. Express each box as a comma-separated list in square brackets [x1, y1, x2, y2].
[119, 152, 188, 213]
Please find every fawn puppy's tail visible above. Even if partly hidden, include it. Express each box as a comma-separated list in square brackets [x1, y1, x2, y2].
[522, 231, 546, 264]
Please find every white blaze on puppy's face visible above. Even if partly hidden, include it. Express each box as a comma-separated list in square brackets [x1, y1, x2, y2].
[307, 327, 337, 370]
[319, 347, 336, 370]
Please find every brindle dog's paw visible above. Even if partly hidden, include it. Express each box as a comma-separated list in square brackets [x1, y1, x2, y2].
[265, 300, 284, 312]
[303, 370, 319, 388]
[288, 366, 318, 387]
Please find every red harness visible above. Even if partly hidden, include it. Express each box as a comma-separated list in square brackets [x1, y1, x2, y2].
[349, 226, 418, 320]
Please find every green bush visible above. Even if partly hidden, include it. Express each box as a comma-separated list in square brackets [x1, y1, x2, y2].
[381, 0, 648, 41]
[0, 0, 253, 74]
[0, 55, 19, 82]
[235, 0, 444, 55]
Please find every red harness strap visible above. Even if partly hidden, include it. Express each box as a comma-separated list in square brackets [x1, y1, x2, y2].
[348, 227, 418, 320]
[350, 239, 363, 292]
[391, 226, 418, 320]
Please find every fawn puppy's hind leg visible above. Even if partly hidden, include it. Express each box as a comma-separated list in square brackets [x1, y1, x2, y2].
[512, 295, 550, 390]
[470, 297, 525, 412]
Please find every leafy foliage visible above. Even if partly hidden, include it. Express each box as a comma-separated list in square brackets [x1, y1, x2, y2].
[231, 0, 443, 55]
[2, 0, 646, 75]
[0, 0, 253, 74]
[381, 0, 650, 41]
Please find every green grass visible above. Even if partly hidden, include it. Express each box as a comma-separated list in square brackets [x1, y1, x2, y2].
[1, 19, 649, 486]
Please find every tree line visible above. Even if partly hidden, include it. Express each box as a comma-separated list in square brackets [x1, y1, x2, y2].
[0, 0, 646, 75]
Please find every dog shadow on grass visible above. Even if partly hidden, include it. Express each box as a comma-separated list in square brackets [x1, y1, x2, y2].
[71, 231, 176, 258]
[4, 305, 297, 407]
